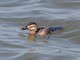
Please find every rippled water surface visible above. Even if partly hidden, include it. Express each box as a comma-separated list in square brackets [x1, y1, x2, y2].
[0, 0, 80, 60]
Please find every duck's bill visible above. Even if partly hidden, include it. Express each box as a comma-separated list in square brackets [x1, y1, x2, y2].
[21, 26, 28, 30]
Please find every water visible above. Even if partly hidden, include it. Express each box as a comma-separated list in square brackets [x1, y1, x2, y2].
[0, 0, 80, 60]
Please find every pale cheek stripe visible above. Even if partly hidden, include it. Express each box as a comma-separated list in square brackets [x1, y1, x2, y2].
[27, 25, 36, 28]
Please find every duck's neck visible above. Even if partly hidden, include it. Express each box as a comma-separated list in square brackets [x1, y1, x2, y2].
[29, 31, 36, 35]
[29, 27, 45, 35]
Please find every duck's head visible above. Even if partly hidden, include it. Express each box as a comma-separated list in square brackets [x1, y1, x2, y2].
[21, 22, 37, 32]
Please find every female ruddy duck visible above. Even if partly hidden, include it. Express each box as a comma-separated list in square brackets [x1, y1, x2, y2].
[21, 22, 64, 40]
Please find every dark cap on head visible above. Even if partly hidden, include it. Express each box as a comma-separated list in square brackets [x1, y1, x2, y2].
[27, 22, 37, 26]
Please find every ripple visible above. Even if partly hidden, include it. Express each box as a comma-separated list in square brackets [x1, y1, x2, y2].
[0, 0, 80, 60]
